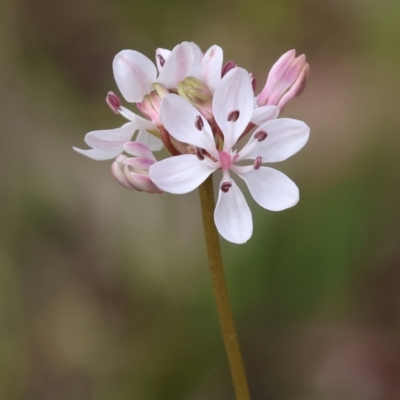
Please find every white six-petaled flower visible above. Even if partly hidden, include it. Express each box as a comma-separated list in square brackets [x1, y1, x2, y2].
[149, 68, 310, 244]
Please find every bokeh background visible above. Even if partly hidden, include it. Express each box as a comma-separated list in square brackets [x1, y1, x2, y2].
[2, 0, 400, 399]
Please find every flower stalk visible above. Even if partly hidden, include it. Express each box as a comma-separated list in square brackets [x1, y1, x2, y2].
[199, 175, 251, 400]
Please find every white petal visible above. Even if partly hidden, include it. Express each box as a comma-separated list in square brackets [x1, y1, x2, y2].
[113, 50, 156, 102]
[118, 106, 157, 130]
[155, 48, 171, 72]
[157, 42, 194, 88]
[188, 42, 203, 77]
[200, 45, 223, 93]
[136, 129, 163, 151]
[214, 180, 252, 244]
[245, 118, 310, 162]
[160, 94, 217, 156]
[238, 167, 299, 211]
[213, 67, 254, 149]
[250, 105, 279, 125]
[149, 155, 215, 194]
[73, 147, 122, 160]
[84, 122, 135, 150]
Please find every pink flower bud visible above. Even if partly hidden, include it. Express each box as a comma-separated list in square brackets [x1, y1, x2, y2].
[111, 143, 163, 193]
[136, 83, 168, 126]
[256, 50, 309, 111]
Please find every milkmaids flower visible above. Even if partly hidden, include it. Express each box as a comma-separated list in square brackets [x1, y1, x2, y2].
[149, 68, 310, 244]
[113, 41, 223, 105]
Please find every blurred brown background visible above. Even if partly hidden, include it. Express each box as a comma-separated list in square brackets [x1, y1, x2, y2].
[1, 0, 400, 399]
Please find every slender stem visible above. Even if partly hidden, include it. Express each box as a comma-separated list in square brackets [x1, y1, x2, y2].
[199, 175, 251, 400]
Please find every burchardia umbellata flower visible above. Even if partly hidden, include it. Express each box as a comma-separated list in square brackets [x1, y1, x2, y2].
[149, 68, 310, 244]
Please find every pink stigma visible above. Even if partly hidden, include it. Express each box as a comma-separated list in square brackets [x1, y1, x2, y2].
[219, 151, 232, 170]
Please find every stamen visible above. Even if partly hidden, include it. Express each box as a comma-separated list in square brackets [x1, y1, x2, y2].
[254, 156, 262, 170]
[220, 182, 232, 193]
[227, 110, 240, 122]
[221, 61, 238, 77]
[106, 91, 121, 114]
[254, 130, 268, 142]
[195, 147, 205, 160]
[195, 115, 204, 131]
[157, 54, 166, 67]
[250, 73, 257, 91]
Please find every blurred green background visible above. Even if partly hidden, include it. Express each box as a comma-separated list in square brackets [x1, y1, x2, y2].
[1, 0, 400, 399]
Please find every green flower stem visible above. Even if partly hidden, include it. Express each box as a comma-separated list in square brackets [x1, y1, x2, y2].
[199, 175, 251, 400]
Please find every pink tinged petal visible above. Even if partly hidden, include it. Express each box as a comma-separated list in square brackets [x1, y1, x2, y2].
[250, 105, 280, 125]
[149, 155, 215, 194]
[214, 180, 253, 244]
[123, 157, 155, 170]
[129, 172, 162, 193]
[160, 94, 217, 156]
[213, 67, 254, 149]
[199, 45, 223, 93]
[244, 118, 310, 162]
[155, 48, 171, 72]
[157, 42, 195, 88]
[73, 147, 123, 161]
[276, 63, 310, 111]
[123, 141, 156, 160]
[113, 50, 157, 102]
[84, 122, 135, 150]
[118, 106, 157, 131]
[238, 167, 299, 211]
[136, 129, 163, 151]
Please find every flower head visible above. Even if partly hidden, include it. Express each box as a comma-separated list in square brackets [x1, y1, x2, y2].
[150, 68, 310, 244]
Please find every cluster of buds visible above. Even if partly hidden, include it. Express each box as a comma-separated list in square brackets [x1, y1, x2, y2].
[74, 42, 310, 243]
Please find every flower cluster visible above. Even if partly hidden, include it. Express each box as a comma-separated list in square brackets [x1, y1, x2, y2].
[74, 41, 310, 243]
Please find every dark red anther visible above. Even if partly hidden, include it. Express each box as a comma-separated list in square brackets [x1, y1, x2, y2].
[195, 115, 204, 131]
[250, 73, 257, 91]
[195, 147, 205, 160]
[221, 61, 238, 77]
[157, 54, 166, 67]
[254, 130, 268, 142]
[106, 91, 121, 114]
[220, 182, 232, 193]
[254, 156, 262, 170]
[227, 110, 240, 122]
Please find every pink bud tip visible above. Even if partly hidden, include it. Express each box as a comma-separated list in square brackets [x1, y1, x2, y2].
[106, 91, 121, 114]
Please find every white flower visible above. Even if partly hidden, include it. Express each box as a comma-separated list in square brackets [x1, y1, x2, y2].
[112, 41, 224, 103]
[149, 68, 310, 244]
[73, 91, 163, 160]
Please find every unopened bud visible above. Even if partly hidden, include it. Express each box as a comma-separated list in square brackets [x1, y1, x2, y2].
[257, 50, 309, 111]
[136, 83, 168, 126]
[177, 77, 213, 120]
